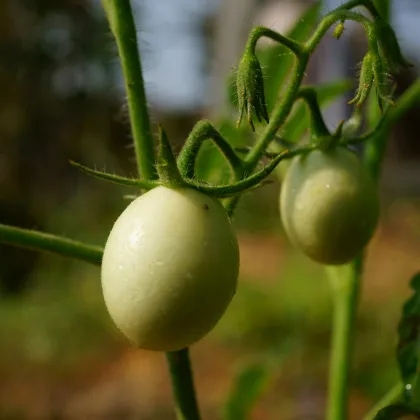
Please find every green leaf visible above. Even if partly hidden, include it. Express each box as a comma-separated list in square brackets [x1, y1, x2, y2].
[397, 273, 420, 401]
[223, 363, 272, 420]
[372, 403, 420, 420]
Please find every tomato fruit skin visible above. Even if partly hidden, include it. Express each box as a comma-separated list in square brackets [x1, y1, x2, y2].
[279, 147, 379, 265]
[101, 186, 239, 351]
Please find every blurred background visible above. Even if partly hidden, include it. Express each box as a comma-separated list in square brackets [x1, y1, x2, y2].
[1, 0, 420, 418]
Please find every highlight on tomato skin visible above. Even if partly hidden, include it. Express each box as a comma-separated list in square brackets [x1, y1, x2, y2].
[101, 186, 240, 352]
[279, 146, 380, 265]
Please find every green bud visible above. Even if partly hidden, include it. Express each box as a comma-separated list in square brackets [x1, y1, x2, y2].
[333, 22, 345, 40]
[375, 20, 412, 73]
[349, 51, 375, 107]
[349, 50, 395, 111]
[236, 51, 269, 132]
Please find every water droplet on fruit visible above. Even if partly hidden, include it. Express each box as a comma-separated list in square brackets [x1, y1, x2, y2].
[129, 230, 144, 246]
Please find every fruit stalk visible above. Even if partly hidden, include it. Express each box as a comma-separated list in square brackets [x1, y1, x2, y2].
[166, 350, 201, 420]
[326, 259, 363, 420]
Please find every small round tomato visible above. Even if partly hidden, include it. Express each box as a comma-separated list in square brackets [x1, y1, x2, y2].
[101, 186, 239, 351]
[279, 146, 379, 265]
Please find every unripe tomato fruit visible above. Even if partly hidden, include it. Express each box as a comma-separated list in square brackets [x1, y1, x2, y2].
[279, 146, 379, 265]
[101, 186, 239, 351]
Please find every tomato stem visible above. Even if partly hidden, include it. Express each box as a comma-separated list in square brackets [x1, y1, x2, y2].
[296, 87, 331, 143]
[306, 10, 377, 53]
[177, 120, 244, 180]
[325, 257, 363, 420]
[335, 0, 380, 20]
[0, 224, 103, 265]
[101, 0, 156, 181]
[166, 349, 201, 420]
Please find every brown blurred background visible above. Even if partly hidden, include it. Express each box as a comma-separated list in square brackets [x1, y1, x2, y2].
[1, 0, 420, 418]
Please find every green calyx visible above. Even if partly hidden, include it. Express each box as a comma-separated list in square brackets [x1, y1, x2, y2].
[156, 125, 185, 187]
[236, 51, 269, 132]
[70, 119, 299, 199]
[317, 121, 346, 151]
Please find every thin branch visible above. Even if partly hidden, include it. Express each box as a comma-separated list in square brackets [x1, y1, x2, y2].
[0, 224, 103, 265]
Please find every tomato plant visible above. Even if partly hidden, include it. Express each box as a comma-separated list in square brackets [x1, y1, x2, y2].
[1, 0, 420, 419]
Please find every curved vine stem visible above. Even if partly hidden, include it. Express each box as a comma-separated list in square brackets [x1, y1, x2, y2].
[177, 120, 244, 179]
[306, 10, 377, 52]
[336, 0, 380, 19]
[246, 26, 304, 57]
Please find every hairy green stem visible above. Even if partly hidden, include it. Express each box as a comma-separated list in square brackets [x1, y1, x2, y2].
[177, 120, 243, 179]
[0, 224, 103, 265]
[244, 57, 309, 168]
[362, 382, 403, 420]
[336, 0, 380, 19]
[187, 146, 314, 197]
[101, 0, 156, 181]
[306, 10, 377, 52]
[326, 258, 363, 420]
[166, 349, 201, 420]
[246, 26, 304, 56]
